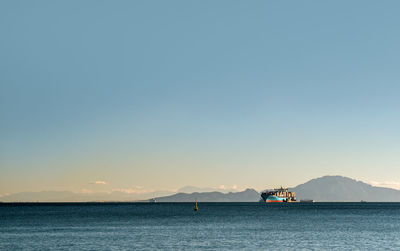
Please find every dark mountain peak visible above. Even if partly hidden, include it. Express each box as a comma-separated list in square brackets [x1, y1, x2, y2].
[298, 175, 373, 188]
[306, 175, 356, 183]
[294, 175, 400, 202]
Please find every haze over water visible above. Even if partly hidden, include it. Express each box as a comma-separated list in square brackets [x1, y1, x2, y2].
[1, 203, 400, 250]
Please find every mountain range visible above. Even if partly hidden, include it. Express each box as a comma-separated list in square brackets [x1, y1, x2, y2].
[2, 176, 400, 202]
[155, 176, 400, 202]
[154, 188, 260, 202]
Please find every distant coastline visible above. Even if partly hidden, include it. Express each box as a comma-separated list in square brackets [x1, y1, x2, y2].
[2, 176, 400, 203]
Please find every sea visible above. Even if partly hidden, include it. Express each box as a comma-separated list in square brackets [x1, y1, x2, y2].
[1, 202, 400, 250]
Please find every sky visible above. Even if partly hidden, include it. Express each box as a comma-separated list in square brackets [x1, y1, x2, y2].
[1, 1, 400, 195]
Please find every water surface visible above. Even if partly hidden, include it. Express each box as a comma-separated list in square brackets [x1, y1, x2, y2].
[1, 202, 400, 250]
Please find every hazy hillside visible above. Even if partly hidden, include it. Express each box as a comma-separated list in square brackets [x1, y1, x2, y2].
[3, 176, 400, 202]
[0, 190, 174, 202]
[177, 186, 237, 193]
[155, 189, 260, 202]
[293, 176, 400, 202]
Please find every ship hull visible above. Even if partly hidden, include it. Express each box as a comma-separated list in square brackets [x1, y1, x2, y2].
[261, 193, 296, 203]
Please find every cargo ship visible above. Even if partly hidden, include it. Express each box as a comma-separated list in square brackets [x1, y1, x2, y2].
[261, 187, 296, 203]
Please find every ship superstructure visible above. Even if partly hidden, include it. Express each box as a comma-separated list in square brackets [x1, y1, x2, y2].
[261, 187, 296, 203]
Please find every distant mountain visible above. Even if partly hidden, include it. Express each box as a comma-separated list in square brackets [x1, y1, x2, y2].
[3, 176, 400, 202]
[293, 175, 400, 202]
[177, 186, 237, 193]
[0, 190, 174, 202]
[155, 189, 260, 202]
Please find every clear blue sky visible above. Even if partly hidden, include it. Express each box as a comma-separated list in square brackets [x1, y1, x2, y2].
[1, 1, 400, 194]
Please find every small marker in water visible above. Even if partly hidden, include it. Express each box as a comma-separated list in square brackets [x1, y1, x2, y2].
[194, 201, 198, 211]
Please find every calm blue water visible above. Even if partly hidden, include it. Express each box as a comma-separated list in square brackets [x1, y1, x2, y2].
[1, 203, 400, 250]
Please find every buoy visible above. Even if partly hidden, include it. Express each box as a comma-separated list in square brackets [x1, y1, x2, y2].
[194, 201, 198, 211]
